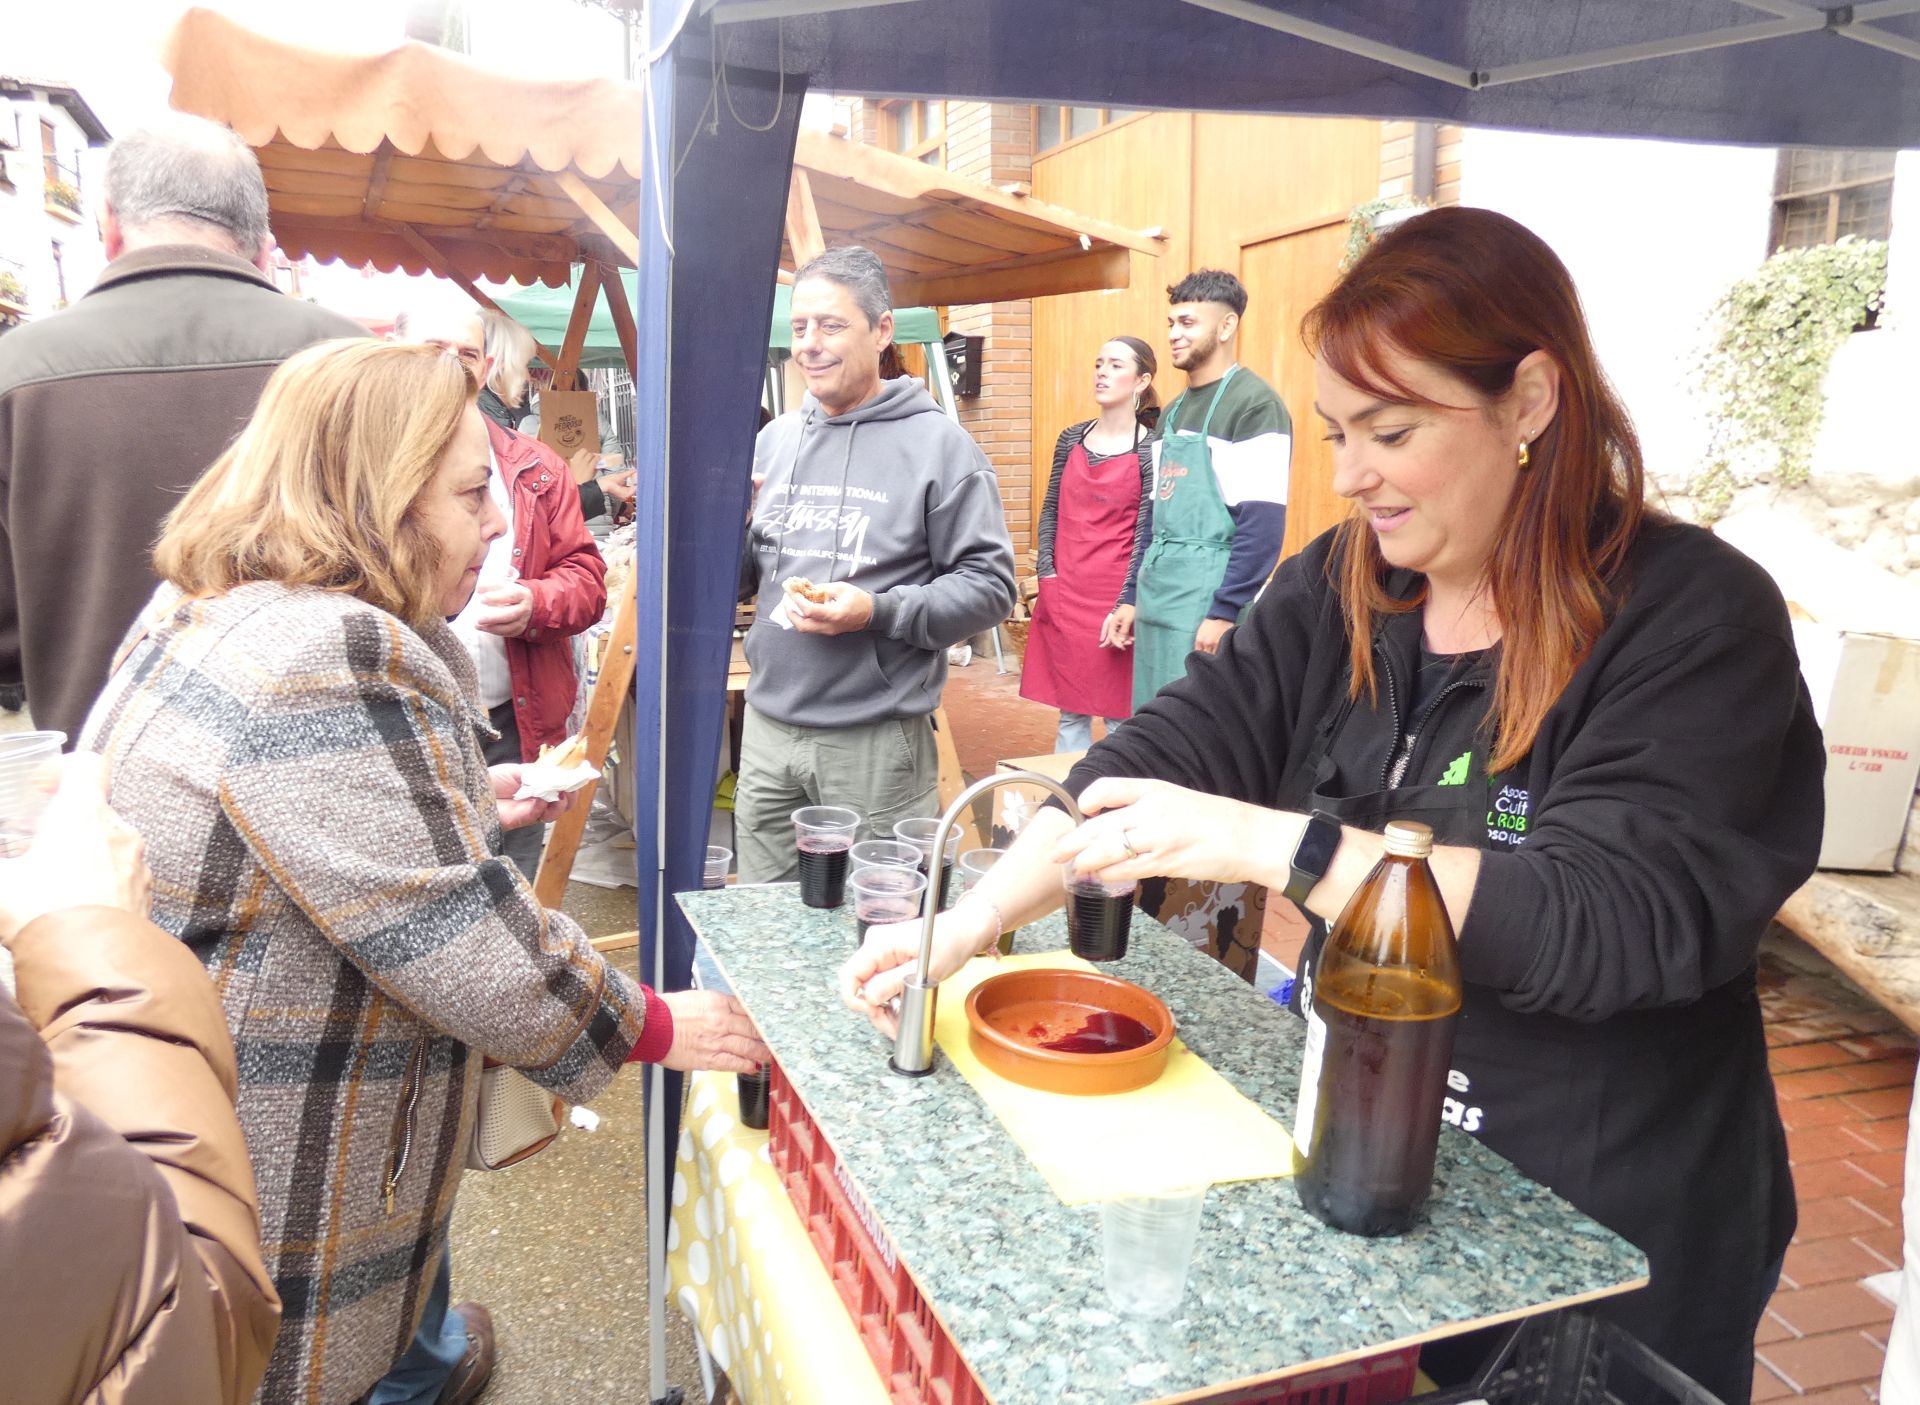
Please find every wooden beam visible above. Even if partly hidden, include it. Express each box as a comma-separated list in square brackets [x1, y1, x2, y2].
[556, 169, 640, 265]
[784, 167, 825, 266]
[596, 260, 638, 380]
[930, 708, 987, 853]
[274, 212, 578, 265]
[391, 224, 564, 368]
[361, 144, 394, 222]
[473, 173, 531, 230]
[895, 245, 1132, 307]
[793, 128, 1160, 255]
[534, 578, 640, 908]
[553, 263, 601, 391]
[591, 931, 640, 954]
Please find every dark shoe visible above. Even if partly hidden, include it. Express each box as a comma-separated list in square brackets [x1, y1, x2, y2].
[434, 1302, 495, 1405]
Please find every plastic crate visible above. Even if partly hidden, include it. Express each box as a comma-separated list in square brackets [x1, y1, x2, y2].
[1422, 1310, 1725, 1405]
[765, 1061, 1423, 1405]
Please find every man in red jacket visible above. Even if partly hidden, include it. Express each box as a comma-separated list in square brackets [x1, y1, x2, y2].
[402, 296, 609, 880]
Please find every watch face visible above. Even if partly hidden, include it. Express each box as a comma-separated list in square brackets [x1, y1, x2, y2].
[1295, 815, 1342, 876]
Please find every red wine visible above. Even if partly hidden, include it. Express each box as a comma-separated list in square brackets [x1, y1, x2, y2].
[1295, 975, 1458, 1236]
[855, 898, 919, 944]
[736, 1066, 770, 1130]
[1066, 879, 1133, 962]
[916, 855, 954, 910]
[1039, 1010, 1156, 1054]
[797, 838, 851, 908]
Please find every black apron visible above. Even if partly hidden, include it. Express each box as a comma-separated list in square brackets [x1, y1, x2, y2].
[1286, 621, 1790, 1404]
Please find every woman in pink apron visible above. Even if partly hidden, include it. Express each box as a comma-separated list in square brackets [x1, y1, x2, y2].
[1021, 336, 1159, 751]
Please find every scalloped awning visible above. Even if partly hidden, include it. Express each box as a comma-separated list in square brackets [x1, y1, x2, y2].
[162, 7, 645, 288]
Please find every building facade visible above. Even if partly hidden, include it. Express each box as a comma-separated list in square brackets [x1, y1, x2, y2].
[0, 79, 110, 334]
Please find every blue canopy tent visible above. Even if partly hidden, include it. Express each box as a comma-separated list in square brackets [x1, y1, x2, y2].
[630, 5, 1920, 1398]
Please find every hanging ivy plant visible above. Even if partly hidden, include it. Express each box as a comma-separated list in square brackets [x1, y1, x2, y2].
[1691, 237, 1888, 520]
[1341, 196, 1429, 271]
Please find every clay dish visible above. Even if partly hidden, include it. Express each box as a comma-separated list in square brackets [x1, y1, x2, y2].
[965, 968, 1175, 1096]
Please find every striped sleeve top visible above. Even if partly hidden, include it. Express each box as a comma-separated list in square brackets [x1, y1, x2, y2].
[1036, 419, 1159, 610]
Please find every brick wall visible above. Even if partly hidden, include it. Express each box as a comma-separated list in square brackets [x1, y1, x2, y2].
[844, 99, 1040, 556]
[943, 102, 1038, 556]
[1378, 120, 1463, 205]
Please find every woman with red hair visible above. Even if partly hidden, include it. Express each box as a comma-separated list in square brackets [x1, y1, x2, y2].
[847, 206, 1821, 1399]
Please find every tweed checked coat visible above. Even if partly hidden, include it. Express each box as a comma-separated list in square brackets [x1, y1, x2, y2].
[83, 581, 654, 1405]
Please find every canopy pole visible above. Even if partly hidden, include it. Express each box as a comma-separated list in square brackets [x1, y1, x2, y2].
[1734, 0, 1920, 64]
[1174, 0, 1475, 87]
[598, 261, 641, 380]
[1477, 13, 1828, 86]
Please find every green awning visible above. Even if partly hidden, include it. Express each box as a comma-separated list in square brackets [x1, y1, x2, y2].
[491, 270, 942, 369]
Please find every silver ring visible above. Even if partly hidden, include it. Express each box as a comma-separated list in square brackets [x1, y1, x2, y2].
[1121, 827, 1140, 859]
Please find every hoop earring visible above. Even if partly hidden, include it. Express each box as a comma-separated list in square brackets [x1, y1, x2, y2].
[1518, 439, 1531, 470]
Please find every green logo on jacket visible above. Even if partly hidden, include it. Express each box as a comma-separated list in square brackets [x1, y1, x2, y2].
[1438, 750, 1473, 786]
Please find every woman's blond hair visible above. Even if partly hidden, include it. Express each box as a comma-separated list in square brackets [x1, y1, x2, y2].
[154, 339, 477, 632]
[483, 310, 538, 409]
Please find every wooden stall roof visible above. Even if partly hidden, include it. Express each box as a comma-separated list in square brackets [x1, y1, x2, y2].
[786, 128, 1159, 305]
[162, 7, 643, 288]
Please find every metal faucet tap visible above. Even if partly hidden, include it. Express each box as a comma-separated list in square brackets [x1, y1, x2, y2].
[890, 769, 1084, 1078]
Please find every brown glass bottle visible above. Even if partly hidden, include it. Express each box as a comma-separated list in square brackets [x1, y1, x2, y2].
[1293, 820, 1462, 1237]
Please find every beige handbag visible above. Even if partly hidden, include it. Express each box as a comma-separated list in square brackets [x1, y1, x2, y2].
[466, 1058, 565, 1171]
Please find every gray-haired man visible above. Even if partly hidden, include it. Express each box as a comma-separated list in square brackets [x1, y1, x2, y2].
[0, 113, 364, 743]
[735, 246, 1016, 882]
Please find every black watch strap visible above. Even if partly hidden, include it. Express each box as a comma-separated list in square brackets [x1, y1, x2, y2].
[1282, 809, 1343, 907]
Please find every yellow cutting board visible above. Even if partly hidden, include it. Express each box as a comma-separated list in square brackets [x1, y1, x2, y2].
[933, 950, 1299, 1205]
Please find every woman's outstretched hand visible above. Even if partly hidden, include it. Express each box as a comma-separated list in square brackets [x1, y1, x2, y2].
[1053, 777, 1293, 891]
[658, 990, 770, 1073]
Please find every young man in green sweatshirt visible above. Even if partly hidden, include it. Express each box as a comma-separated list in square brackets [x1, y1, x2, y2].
[735, 247, 1016, 883]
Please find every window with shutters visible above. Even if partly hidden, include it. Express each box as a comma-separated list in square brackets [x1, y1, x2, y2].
[1770, 148, 1895, 252]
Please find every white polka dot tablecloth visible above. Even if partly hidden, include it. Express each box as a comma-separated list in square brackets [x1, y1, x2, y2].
[666, 1069, 890, 1405]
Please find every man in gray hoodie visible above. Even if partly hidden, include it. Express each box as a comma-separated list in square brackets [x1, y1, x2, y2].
[736, 247, 1016, 883]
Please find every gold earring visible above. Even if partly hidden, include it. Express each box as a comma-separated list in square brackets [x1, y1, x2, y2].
[1518, 439, 1531, 470]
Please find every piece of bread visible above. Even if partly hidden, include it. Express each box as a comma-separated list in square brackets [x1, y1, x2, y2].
[539, 734, 590, 769]
[781, 576, 831, 604]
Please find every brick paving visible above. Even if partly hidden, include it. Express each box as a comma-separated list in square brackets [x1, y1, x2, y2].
[939, 658, 1916, 1403]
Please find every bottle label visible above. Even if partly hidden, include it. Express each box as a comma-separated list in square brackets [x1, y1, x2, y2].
[1292, 1006, 1327, 1158]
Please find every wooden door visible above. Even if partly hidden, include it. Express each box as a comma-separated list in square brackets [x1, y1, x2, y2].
[1237, 216, 1352, 562]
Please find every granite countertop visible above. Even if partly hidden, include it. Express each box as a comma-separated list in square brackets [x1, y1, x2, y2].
[677, 884, 1647, 1405]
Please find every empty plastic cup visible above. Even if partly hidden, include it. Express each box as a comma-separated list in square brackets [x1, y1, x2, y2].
[703, 846, 732, 889]
[958, 848, 1014, 953]
[1065, 870, 1135, 962]
[792, 806, 860, 908]
[849, 864, 928, 946]
[0, 731, 66, 858]
[894, 817, 961, 911]
[1102, 1186, 1208, 1318]
[850, 839, 921, 873]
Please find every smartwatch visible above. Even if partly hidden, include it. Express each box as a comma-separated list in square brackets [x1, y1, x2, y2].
[1282, 810, 1343, 907]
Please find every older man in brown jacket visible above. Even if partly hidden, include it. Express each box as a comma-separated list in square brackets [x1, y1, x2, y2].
[0, 112, 363, 743]
[0, 756, 279, 1405]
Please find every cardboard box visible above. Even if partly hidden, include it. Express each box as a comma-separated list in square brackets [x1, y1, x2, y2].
[1793, 626, 1920, 871]
[1717, 513, 1920, 872]
[989, 750, 1084, 848]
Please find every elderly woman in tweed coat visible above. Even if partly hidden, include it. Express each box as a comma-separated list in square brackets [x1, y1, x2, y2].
[82, 340, 768, 1405]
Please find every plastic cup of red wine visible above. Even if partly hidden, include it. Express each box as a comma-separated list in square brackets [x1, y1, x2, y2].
[893, 816, 960, 911]
[1065, 870, 1135, 963]
[736, 1065, 770, 1131]
[792, 805, 860, 908]
[850, 864, 928, 946]
[849, 839, 922, 873]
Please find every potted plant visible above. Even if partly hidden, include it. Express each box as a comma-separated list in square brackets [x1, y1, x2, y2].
[0, 268, 26, 311]
[46, 176, 82, 217]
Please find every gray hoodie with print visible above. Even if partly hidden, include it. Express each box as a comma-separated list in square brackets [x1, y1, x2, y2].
[742, 377, 1016, 728]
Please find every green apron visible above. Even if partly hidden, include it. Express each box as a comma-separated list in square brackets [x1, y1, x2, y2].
[1132, 365, 1239, 710]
